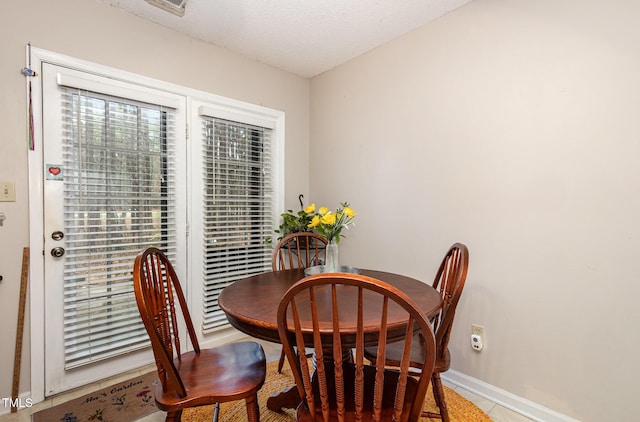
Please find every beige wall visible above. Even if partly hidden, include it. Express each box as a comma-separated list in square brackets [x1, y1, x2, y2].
[0, 0, 310, 402]
[310, 0, 640, 420]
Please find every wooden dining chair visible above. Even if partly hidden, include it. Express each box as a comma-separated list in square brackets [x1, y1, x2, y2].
[277, 273, 437, 422]
[272, 232, 328, 271]
[272, 232, 328, 373]
[133, 247, 267, 422]
[364, 243, 469, 422]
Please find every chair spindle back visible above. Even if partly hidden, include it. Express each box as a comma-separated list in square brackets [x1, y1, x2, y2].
[133, 247, 199, 397]
[278, 273, 437, 422]
[272, 232, 328, 271]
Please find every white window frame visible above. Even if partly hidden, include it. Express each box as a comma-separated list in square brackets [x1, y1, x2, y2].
[27, 47, 285, 402]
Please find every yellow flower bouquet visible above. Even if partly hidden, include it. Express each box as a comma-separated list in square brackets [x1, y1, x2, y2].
[305, 202, 356, 244]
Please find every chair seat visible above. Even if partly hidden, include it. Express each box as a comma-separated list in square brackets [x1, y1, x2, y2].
[154, 341, 266, 412]
[296, 362, 420, 422]
[365, 334, 451, 373]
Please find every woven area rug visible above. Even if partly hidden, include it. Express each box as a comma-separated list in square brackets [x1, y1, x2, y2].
[182, 360, 492, 422]
[32, 372, 158, 422]
[32, 360, 490, 421]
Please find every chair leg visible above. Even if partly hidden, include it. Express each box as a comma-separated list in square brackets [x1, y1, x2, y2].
[431, 373, 450, 422]
[212, 402, 220, 422]
[164, 410, 182, 421]
[245, 393, 260, 422]
[277, 347, 287, 373]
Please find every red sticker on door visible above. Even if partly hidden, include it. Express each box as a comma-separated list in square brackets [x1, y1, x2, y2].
[46, 164, 64, 181]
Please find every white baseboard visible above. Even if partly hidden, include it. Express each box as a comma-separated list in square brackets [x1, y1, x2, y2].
[442, 370, 581, 422]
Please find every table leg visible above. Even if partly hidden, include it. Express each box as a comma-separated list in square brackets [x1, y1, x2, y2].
[266, 385, 301, 411]
[266, 348, 354, 412]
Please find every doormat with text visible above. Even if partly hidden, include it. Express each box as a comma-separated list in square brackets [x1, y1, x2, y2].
[32, 371, 158, 422]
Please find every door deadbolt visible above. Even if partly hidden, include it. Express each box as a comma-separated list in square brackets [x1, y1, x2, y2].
[51, 247, 65, 258]
[51, 231, 64, 241]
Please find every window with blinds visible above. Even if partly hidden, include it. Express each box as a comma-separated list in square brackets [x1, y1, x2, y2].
[60, 87, 177, 368]
[200, 118, 274, 332]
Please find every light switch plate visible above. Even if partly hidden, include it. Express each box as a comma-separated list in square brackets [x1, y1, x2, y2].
[0, 181, 16, 202]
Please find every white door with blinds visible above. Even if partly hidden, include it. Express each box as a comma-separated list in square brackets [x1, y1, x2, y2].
[41, 63, 187, 395]
[188, 100, 276, 337]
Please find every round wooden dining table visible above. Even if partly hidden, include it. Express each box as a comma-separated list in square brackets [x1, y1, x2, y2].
[218, 268, 442, 412]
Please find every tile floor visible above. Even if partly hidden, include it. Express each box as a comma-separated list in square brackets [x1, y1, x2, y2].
[0, 339, 535, 422]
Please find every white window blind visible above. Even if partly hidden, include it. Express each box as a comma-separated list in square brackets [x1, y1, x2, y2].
[60, 86, 178, 368]
[201, 118, 274, 332]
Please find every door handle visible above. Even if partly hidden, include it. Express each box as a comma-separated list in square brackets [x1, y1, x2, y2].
[51, 247, 65, 258]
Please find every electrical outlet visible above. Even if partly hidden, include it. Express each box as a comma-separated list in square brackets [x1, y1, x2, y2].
[0, 181, 16, 202]
[471, 324, 485, 351]
[471, 324, 484, 337]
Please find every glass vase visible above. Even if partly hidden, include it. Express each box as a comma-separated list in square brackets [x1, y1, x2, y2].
[325, 241, 339, 272]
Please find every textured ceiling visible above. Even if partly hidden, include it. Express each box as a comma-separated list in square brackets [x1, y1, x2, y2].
[99, 0, 474, 78]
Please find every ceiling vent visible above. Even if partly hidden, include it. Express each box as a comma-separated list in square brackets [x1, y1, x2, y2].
[144, 0, 186, 17]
